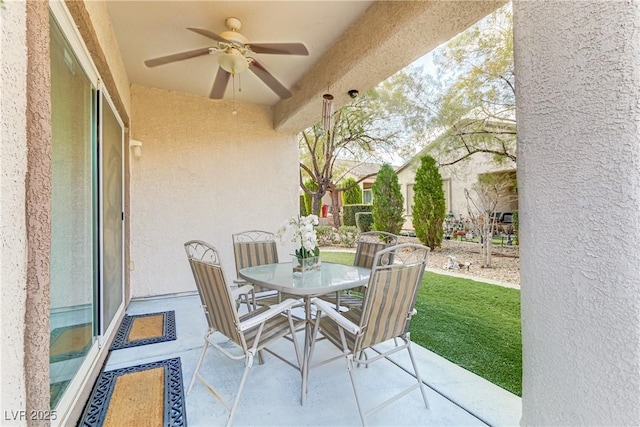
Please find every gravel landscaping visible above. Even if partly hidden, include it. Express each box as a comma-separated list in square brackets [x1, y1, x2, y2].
[410, 238, 520, 287]
[321, 237, 520, 287]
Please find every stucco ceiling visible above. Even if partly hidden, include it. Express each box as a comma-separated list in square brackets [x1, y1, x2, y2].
[106, 1, 506, 133]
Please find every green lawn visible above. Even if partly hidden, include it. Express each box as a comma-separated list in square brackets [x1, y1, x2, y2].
[321, 250, 522, 396]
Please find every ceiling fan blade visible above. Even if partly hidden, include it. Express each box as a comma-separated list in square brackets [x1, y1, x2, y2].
[210, 67, 231, 99]
[248, 60, 292, 99]
[187, 27, 227, 43]
[249, 43, 309, 56]
[144, 47, 212, 67]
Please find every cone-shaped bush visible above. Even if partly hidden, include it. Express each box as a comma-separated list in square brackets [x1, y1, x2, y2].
[372, 163, 404, 234]
[412, 155, 446, 249]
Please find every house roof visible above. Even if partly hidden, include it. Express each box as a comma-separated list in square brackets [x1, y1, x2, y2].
[334, 160, 383, 182]
[395, 118, 516, 174]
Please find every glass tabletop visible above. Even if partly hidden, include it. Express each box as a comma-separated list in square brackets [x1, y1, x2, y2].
[238, 262, 370, 296]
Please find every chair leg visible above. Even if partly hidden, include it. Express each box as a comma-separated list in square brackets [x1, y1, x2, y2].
[188, 337, 210, 395]
[346, 352, 368, 426]
[288, 313, 303, 370]
[336, 328, 368, 426]
[226, 352, 255, 427]
[406, 341, 429, 409]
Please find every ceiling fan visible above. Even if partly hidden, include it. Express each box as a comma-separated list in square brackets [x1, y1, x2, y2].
[144, 17, 309, 100]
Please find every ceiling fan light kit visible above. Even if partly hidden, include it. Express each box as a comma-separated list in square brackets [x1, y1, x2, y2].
[218, 49, 249, 74]
[143, 17, 308, 100]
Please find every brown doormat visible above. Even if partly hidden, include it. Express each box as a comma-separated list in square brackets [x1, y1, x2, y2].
[110, 311, 176, 350]
[50, 322, 93, 363]
[80, 357, 186, 426]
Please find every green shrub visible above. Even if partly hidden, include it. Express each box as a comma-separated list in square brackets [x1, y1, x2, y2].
[355, 212, 373, 232]
[315, 225, 337, 246]
[303, 179, 317, 215]
[299, 194, 307, 216]
[337, 226, 359, 248]
[372, 164, 404, 234]
[342, 178, 363, 205]
[412, 155, 446, 249]
[342, 204, 373, 227]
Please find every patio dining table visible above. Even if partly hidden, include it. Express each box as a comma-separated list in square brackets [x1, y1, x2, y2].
[238, 261, 370, 404]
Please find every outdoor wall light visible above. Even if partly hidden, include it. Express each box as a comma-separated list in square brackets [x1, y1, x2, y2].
[348, 89, 359, 99]
[129, 139, 143, 158]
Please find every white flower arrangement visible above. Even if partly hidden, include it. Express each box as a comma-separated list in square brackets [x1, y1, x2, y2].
[276, 214, 320, 259]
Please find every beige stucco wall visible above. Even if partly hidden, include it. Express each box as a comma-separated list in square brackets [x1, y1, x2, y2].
[129, 85, 299, 298]
[0, 0, 29, 415]
[515, 1, 640, 425]
[81, 0, 131, 115]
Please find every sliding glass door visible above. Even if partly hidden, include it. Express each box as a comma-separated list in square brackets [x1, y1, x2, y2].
[49, 4, 125, 413]
[49, 12, 97, 408]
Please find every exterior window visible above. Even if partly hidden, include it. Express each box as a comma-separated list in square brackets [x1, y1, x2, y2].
[407, 184, 415, 215]
[363, 189, 373, 204]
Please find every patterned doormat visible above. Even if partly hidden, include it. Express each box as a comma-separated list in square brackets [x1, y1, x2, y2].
[80, 357, 186, 427]
[50, 322, 92, 363]
[110, 311, 176, 350]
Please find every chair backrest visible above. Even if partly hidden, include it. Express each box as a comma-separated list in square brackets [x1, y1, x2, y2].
[184, 240, 242, 343]
[356, 243, 429, 350]
[185, 240, 219, 329]
[353, 231, 398, 269]
[232, 230, 279, 275]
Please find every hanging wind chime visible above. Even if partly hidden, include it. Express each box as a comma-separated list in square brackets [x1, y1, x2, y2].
[322, 93, 334, 132]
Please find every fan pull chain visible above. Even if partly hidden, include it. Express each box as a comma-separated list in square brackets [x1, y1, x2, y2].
[232, 73, 237, 116]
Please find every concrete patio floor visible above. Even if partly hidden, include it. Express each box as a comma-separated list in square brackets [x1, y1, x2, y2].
[105, 293, 521, 426]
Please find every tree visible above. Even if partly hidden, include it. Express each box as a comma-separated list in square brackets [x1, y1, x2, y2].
[464, 172, 516, 268]
[299, 94, 402, 227]
[341, 177, 362, 205]
[412, 156, 446, 249]
[372, 164, 404, 234]
[377, 4, 516, 167]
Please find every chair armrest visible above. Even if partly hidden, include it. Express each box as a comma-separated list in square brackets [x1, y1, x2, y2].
[238, 298, 301, 331]
[311, 298, 361, 335]
[231, 284, 254, 298]
[233, 278, 250, 286]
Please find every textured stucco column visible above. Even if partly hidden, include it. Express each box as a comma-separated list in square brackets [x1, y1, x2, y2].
[1, 0, 29, 418]
[514, 2, 640, 425]
[25, 0, 52, 423]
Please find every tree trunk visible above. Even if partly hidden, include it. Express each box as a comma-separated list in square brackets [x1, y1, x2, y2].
[330, 189, 342, 228]
[481, 219, 494, 268]
[311, 195, 322, 216]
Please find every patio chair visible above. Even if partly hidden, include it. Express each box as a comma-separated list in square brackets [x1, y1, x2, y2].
[324, 231, 398, 308]
[232, 230, 297, 308]
[184, 240, 302, 426]
[309, 243, 430, 425]
[185, 240, 254, 311]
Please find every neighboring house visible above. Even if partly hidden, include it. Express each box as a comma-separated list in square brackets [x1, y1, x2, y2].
[318, 160, 381, 219]
[396, 121, 517, 231]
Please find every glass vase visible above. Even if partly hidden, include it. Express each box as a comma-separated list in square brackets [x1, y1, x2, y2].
[292, 255, 321, 273]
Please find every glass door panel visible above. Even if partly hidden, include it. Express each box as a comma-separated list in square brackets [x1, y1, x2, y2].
[49, 13, 96, 408]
